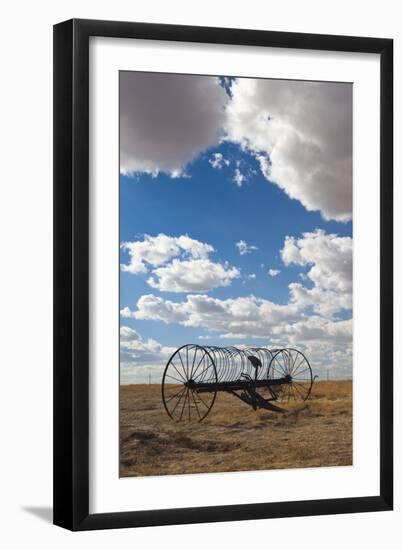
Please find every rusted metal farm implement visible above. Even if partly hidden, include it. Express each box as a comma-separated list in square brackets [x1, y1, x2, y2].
[161, 345, 314, 422]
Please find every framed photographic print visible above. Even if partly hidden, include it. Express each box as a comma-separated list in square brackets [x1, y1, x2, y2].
[53, 19, 393, 530]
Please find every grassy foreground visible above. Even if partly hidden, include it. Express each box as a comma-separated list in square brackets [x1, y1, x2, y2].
[120, 380, 352, 477]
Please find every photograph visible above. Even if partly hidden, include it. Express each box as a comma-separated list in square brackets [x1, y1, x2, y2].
[119, 71, 353, 477]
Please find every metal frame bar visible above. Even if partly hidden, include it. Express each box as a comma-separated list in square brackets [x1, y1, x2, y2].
[193, 376, 290, 393]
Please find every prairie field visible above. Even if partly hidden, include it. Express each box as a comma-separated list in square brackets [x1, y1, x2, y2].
[120, 380, 352, 477]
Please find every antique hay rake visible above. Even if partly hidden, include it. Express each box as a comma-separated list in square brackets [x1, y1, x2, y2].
[161, 345, 314, 422]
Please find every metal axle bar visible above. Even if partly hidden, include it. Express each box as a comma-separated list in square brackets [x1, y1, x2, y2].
[188, 375, 291, 394]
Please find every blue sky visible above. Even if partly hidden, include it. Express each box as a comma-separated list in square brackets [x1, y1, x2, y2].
[119, 72, 353, 382]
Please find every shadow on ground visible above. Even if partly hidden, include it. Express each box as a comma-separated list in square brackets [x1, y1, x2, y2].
[22, 506, 53, 524]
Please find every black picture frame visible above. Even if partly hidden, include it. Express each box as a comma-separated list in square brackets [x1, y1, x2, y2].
[53, 18, 393, 531]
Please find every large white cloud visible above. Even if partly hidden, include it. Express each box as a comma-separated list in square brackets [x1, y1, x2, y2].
[121, 233, 213, 274]
[121, 294, 188, 323]
[272, 316, 352, 345]
[123, 293, 301, 336]
[120, 325, 176, 365]
[288, 283, 351, 319]
[147, 258, 240, 293]
[281, 229, 352, 318]
[281, 229, 352, 293]
[121, 293, 351, 352]
[121, 233, 240, 293]
[281, 230, 353, 298]
[120, 72, 228, 176]
[225, 78, 352, 221]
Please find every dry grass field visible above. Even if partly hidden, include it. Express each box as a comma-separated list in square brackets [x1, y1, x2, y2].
[120, 380, 352, 477]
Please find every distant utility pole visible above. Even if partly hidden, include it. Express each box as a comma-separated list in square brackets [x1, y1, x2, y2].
[148, 373, 151, 385]
[327, 368, 330, 381]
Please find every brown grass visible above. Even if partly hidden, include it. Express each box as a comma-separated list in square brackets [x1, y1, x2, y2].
[120, 380, 352, 477]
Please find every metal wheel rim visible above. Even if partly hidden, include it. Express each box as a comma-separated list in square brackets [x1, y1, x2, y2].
[161, 344, 218, 422]
[268, 348, 313, 405]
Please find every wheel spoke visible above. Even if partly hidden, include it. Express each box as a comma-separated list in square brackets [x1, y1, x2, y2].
[165, 373, 185, 384]
[170, 361, 187, 382]
[191, 352, 207, 380]
[191, 392, 201, 420]
[165, 386, 186, 403]
[190, 347, 198, 379]
[194, 362, 212, 382]
[179, 389, 189, 421]
[291, 356, 305, 375]
[194, 391, 210, 410]
[299, 383, 308, 394]
[272, 354, 285, 376]
[278, 353, 287, 374]
[289, 384, 297, 402]
[293, 366, 310, 377]
[287, 383, 292, 403]
[285, 352, 292, 374]
[178, 351, 188, 380]
[170, 388, 187, 416]
[292, 382, 306, 400]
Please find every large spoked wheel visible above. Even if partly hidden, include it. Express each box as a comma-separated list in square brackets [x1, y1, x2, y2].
[161, 345, 218, 422]
[268, 348, 313, 406]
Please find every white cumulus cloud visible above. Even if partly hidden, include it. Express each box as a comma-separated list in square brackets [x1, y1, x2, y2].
[122, 293, 351, 353]
[147, 258, 240, 293]
[236, 240, 258, 255]
[123, 293, 302, 337]
[281, 229, 352, 318]
[209, 152, 230, 169]
[233, 168, 246, 186]
[121, 233, 240, 293]
[281, 229, 352, 295]
[120, 325, 176, 365]
[121, 234, 214, 274]
[268, 269, 280, 277]
[120, 72, 228, 176]
[225, 78, 352, 221]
